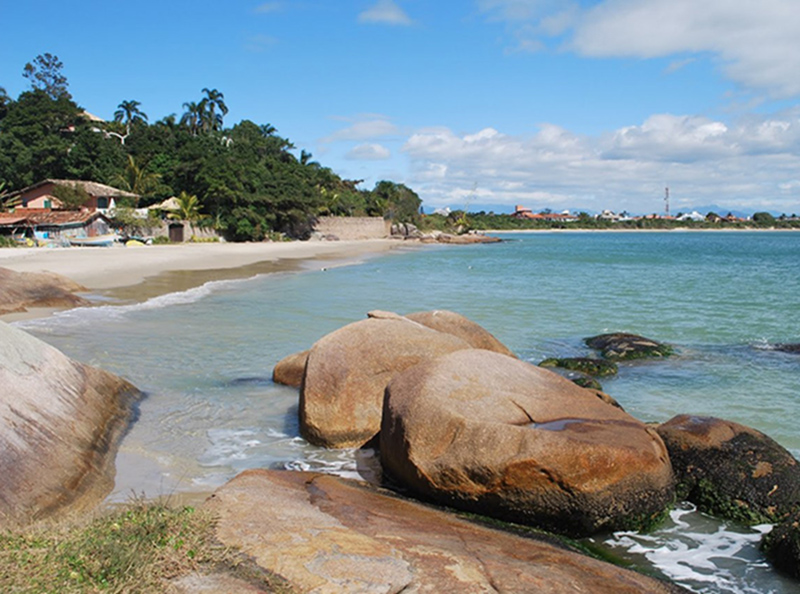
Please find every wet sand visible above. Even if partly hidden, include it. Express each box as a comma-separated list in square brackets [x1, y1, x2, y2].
[0, 239, 402, 320]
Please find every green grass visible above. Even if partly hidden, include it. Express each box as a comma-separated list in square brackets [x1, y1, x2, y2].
[0, 499, 293, 593]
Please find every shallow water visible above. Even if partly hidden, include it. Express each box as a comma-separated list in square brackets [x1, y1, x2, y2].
[15, 232, 800, 593]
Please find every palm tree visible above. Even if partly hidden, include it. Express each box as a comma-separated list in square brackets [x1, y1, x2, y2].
[201, 88, 228, 132]
[180, 101, 204, 135]
[113, 155, 161, 197]
[113, 100, 148, 136]
[168, 191, 206, 223]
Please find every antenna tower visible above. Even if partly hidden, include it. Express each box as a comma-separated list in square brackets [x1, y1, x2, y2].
[664, 187, 670, 218]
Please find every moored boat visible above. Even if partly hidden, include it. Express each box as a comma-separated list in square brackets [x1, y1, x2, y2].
[68, 233, 119, 247]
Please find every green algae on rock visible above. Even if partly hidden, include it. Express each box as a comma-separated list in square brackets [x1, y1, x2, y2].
[540, 356, 619, 377]
[585, 333, 674, 361]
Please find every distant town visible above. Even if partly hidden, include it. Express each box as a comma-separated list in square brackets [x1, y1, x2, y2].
[423, 203, 800, 232]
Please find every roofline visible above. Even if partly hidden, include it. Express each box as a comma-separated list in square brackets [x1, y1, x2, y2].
[6, 179, 139, 199]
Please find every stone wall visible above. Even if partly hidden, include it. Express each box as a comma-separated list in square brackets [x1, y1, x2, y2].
[314, 216, 390, 240]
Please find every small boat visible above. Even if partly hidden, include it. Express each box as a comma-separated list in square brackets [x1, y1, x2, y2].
[68, 234, 119, 247]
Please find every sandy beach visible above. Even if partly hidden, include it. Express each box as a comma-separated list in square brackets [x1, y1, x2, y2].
[0, 239, 401, 320]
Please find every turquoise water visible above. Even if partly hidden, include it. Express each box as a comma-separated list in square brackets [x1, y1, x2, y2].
[16, 231, 800, 593]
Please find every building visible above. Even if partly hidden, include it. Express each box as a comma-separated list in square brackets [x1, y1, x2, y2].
[512, 205, 578, 222]
[0, 210, 114, 244]
[6, 179, 138, 212]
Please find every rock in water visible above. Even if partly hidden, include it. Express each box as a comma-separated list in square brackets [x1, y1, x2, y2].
[0, 267, 89, 315]
[381, 349, 674, 537]
[300, 313, 471, 448]
[539, 356, 618, 376]
[585, 332, 673, 360]
[773, 343, 800, 354]
[206, 469, 688, 593]
[0, 321, 142, 524]
[272, 349, 308, 388]
[657, 415, 800, 524]
[762, 508, 800, 578]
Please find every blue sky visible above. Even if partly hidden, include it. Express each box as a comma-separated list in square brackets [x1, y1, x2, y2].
[2, 0, 800, 215]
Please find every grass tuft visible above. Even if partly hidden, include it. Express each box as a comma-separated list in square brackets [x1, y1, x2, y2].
[0, 498, 292, 593]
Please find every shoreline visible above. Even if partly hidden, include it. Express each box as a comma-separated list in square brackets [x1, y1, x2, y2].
[0, 239, 405, 322]
[485, 227, 800, 233]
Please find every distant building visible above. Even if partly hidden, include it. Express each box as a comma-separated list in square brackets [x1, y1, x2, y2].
[6, 179, 138, 213]
[676, 211, 705, 222]
[598, 210, 621, 221]
[512, 205, 578, 222]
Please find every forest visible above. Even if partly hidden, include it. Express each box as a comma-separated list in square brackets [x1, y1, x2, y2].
[0, 54, 422, 241]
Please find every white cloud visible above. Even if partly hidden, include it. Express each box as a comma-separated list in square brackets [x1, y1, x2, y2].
[346, 143, 392, 160]
[254, 2, 282, 13]
[402, 108, 800, 213]
[358, 0, 413, 26]
[321, 116, 398, 143]
[478, 0, 800, 98]
[603, 114, 733, 162]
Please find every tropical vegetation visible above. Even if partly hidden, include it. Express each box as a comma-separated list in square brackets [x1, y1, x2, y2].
[0, 54, 422, 241]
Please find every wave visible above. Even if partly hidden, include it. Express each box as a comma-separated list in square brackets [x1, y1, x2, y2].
[14, 276, 259, 331]
[600, 502, 778, 594]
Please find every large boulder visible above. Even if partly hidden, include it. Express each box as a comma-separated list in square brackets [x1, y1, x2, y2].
[0, 321, 142, 524]
[0, 267, 89, 315]
[585, 332, 673, 360]
[656, 415, 800, 525]
[405, 309, 515, 357]
[206, 469, 688, 593]
[381, 349, 674, 537]
[300, 311, 471, 448]
[271, 349, 308, 388]
[762, 508, 800, 578]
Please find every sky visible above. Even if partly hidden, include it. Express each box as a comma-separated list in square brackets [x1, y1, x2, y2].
[2, 0, 800, 215]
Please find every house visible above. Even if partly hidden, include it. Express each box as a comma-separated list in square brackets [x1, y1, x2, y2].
[676, 211, 705, 222]
[6, 179, 139, 213]
[0, 210, 114, 243]
[512, 205, 578, 223]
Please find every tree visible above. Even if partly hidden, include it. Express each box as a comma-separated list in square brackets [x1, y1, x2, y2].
[180, 101, 203, 136]
[368, 181, 422, 223]
[201, 88, 228, 132]
[113, 154, 161, 198]
[22, 53, 71, 100]
[114, 100, 148, 137]
[752, 211, 776, 226]
[52, 182, 90, 210]
[168, 190, 206, 223]
[0, 89, 81, 189]
[0, 87, 9, 120]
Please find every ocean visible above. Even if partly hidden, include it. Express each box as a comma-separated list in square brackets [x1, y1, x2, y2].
[15, 231, 800, 593]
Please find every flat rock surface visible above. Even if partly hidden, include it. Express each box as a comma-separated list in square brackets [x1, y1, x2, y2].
[206, 469, 687, 594]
